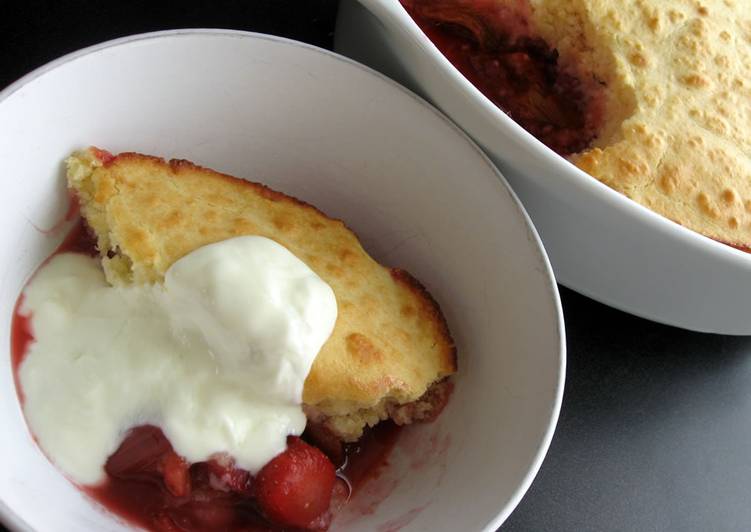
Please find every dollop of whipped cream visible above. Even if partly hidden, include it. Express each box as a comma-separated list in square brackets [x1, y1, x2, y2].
[19, 236, 337, 485]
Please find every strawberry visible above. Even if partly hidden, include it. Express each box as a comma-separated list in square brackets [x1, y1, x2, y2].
[158, 451, 191, 498]
[254, 437, 336, 529]
[105, 426, 172, 478]
[206, 454, 253, 495]
[305, 479, 350, 531]
[104, 426, 191, 498]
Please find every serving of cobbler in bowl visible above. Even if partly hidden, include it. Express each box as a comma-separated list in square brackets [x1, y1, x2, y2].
[0, 31, 563, 531]
[337, 0, 751, 334]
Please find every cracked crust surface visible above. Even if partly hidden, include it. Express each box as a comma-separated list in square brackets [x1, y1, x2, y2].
[66, 148, 456, 441]
[526, 0, 751, 247]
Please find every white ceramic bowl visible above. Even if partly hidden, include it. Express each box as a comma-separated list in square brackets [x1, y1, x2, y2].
[0, 30, 564, 531]
[335, 0, 751, 335]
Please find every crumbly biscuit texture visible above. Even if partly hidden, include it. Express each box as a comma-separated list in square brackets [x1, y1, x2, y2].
[529, 0, 751, 247]
[67, 148, 456, 441]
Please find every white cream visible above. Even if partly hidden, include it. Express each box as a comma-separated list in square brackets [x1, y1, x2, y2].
[19, 236, 337, 485]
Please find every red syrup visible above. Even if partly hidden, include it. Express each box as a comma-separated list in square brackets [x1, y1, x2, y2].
[10, 219, 403, 531]
[339, 421, 402, 494]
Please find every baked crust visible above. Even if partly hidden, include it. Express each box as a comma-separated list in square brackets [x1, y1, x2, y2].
[528, 0, 751, 247]
[66, 148, 456, 441]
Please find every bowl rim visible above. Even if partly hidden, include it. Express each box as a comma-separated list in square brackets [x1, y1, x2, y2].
[356, 0, 751, 269]
[0, 28, 566, 532]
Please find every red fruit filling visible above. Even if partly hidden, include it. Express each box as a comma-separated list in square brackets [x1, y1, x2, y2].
[77, 423, 400, 532]
[401, 0, 605, 155]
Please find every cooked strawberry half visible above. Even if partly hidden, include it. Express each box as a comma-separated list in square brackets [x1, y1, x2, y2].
[105, 425, 190, 497]
[158, 451, 191, 498]
[105, 425, 172, 478]
[254, 437, 336, 529]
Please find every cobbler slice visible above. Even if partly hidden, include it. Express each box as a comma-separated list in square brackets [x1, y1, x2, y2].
[67, 148, 456, 445]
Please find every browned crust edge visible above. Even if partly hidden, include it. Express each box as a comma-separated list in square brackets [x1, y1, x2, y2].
[109, 152, 336, 225]
[389, 268, 457, 373]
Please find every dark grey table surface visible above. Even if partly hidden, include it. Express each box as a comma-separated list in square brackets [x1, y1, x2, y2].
[3, 2, 751, 531]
